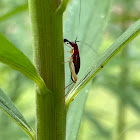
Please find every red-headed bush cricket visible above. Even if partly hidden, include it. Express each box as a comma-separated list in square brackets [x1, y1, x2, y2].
[63, 39, 80, 96]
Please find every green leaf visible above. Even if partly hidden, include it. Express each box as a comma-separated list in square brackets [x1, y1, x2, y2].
[0, 33, 51, 95]
[0, 88, 35, 140]
[65, 0, 113, 140]
[0, 3, 28, 22]
[56, 0, 70, 13]
[66, 19, 140, 110]
[66, 86, 89, 140]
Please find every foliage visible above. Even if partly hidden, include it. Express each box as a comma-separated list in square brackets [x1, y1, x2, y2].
[0, 0, 140, 140]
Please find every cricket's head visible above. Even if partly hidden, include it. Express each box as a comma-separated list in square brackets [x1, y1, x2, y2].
[64, 38, 78, 48]
[64, 39, 70, 43]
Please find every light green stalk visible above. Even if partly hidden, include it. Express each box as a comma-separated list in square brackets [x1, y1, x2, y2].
[28, 0, 66, 139]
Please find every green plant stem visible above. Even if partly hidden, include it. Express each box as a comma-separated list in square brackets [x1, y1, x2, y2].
[116, 98, 126, 140]
[116, 11, 129, 140]
[28, 0, 66, 139]
[116, 47, 128, 140]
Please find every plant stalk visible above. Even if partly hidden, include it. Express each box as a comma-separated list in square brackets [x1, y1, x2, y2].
[28, 0, 66, 139]
[116, 47, 128, 140]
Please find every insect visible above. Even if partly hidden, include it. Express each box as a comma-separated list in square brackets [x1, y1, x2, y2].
[63, 38, 80, 95]
[63, 39, 98, 96]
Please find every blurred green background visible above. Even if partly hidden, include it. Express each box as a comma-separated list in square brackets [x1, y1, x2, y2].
[0, 0, 140, 140]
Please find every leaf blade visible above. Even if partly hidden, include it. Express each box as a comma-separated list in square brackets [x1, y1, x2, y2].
[0, 88, 35, 140]
[0, 33, 51, 95]
[66, 19, 140, 110]
[0, 3, 28, 22]
[65, 0, 113, 140]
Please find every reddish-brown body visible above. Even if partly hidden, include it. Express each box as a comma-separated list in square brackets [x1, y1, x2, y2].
[69, 41, 80, 75]
[64, 39, 80, 83]
[64, 39, 80, 75]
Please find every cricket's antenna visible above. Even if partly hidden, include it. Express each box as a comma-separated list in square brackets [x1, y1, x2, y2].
[76, 0, 81, 39]
[77, 41, 99, 57]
